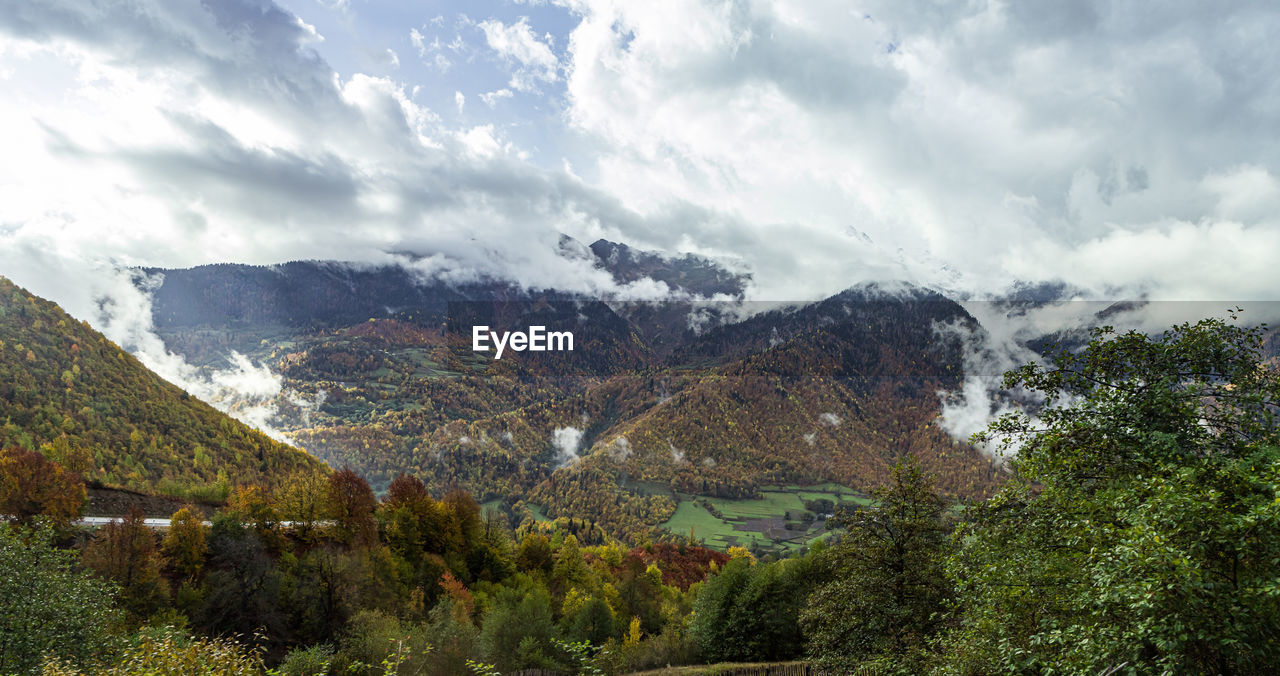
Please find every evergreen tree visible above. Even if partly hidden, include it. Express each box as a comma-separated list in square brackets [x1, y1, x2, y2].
[800, 457, 951, 672]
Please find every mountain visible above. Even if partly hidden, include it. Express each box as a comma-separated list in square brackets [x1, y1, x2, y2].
[344, 286, 999, 537]
[134, 242, 1004, 545]
[586, 238, 748, 298]
[0, 277, 325, 500]
[145, 238, 749, 368]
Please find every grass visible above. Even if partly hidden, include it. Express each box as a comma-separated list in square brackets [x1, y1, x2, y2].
[660, 483, 870, 552]
[705, 490, 806, 519]
[664, 499, 726, 541]
[526, 503, 552, 522]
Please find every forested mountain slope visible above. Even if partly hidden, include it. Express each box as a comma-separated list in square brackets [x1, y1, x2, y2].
[146, 261, 1000, 543]
[0, 277, 326, 499]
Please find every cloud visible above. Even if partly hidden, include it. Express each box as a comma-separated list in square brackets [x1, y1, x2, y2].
[8, 0, 1278, 309]
[934, 298, 1280, 457]
[410, 25, 453, 72]
[0, 254, 302, 440]
[556, 0, 1280, 300]
[4, 0, 1280, 444]
[477, 16, 559, 92]
[607, 436, 632, 461]
[0, 0, 733, 302]
[0, 0, 708, 444]
[551, 426, 583, 467]
[668, 440, 686, 464]
[480, 88, 514, 108]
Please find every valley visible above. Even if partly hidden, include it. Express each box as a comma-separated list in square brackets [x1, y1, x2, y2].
[143, 245, 1001, 552]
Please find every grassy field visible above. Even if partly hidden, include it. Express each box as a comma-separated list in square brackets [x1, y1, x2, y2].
[664, 499, 776, 550]
[660, 484, 870, 552]
[786, 482, 874, 506]
[526, 503, 552, 522]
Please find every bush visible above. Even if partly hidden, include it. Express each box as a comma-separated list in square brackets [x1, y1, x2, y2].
[337, 609, 433, 676]
[277, 644, 335, 676]
[41, 627, 263, 676]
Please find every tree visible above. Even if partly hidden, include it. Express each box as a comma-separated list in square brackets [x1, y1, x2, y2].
[614, 558, 665, 636]
[516, 533, 553, 575]
[0, 524, 118, 675]
[82, 507, 168, 623]
[731, 553, 821, 661]
[565, 595, 615, 646]
[227, 485, 279, 533]
[800, 457, 951, 672]
[380, 473, 448, 578]
[423, 596, 481, 676]
[160, 506, 208, 581]
[688, 556, 753, 661]
[385, 472, 431, 507]
[274, 469, 330, 543]
[944, 315, 1280, 674]
[478, 575, 557, 672]
[337, 609, 434, 676]
[40, 627, 269, 676]
[0, 446, 85, 528]
[197, 514, 284, 642]
[292, 547, 360, 645]
[326, 467, 377, 547]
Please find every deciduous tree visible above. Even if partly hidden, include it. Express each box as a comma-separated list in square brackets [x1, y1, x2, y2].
[944, 315, 1280, 673]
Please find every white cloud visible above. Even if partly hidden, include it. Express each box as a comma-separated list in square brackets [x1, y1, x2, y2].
[411, 26, 452, 71]
[480, 88, 514, 107]
[668, 440, 686, 464]
[555, 0, 1280, 301]
[608, 436, 632, 461]
[4, 0, 1280, 442]
[477, 16, 559, 92]
[459, 124, 502, 157]
[551, 426, 584, 467]
[934, 297, 1280, 457]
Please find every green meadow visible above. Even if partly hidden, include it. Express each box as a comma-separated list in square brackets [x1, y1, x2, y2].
[661, 484, 871, 552]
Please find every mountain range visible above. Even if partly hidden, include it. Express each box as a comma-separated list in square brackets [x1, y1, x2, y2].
[138, 239, 1002, 543]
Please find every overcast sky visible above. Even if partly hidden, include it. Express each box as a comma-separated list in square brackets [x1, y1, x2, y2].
[3, 0, 1280, 312]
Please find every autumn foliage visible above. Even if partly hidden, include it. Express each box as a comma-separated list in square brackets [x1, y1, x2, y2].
[0, 446, 85, 527]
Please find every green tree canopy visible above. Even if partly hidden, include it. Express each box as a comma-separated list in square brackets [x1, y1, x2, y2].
[944, 314, 1280, 674]
[0, 524, 119, 675]
[800, 457, 952, 672]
